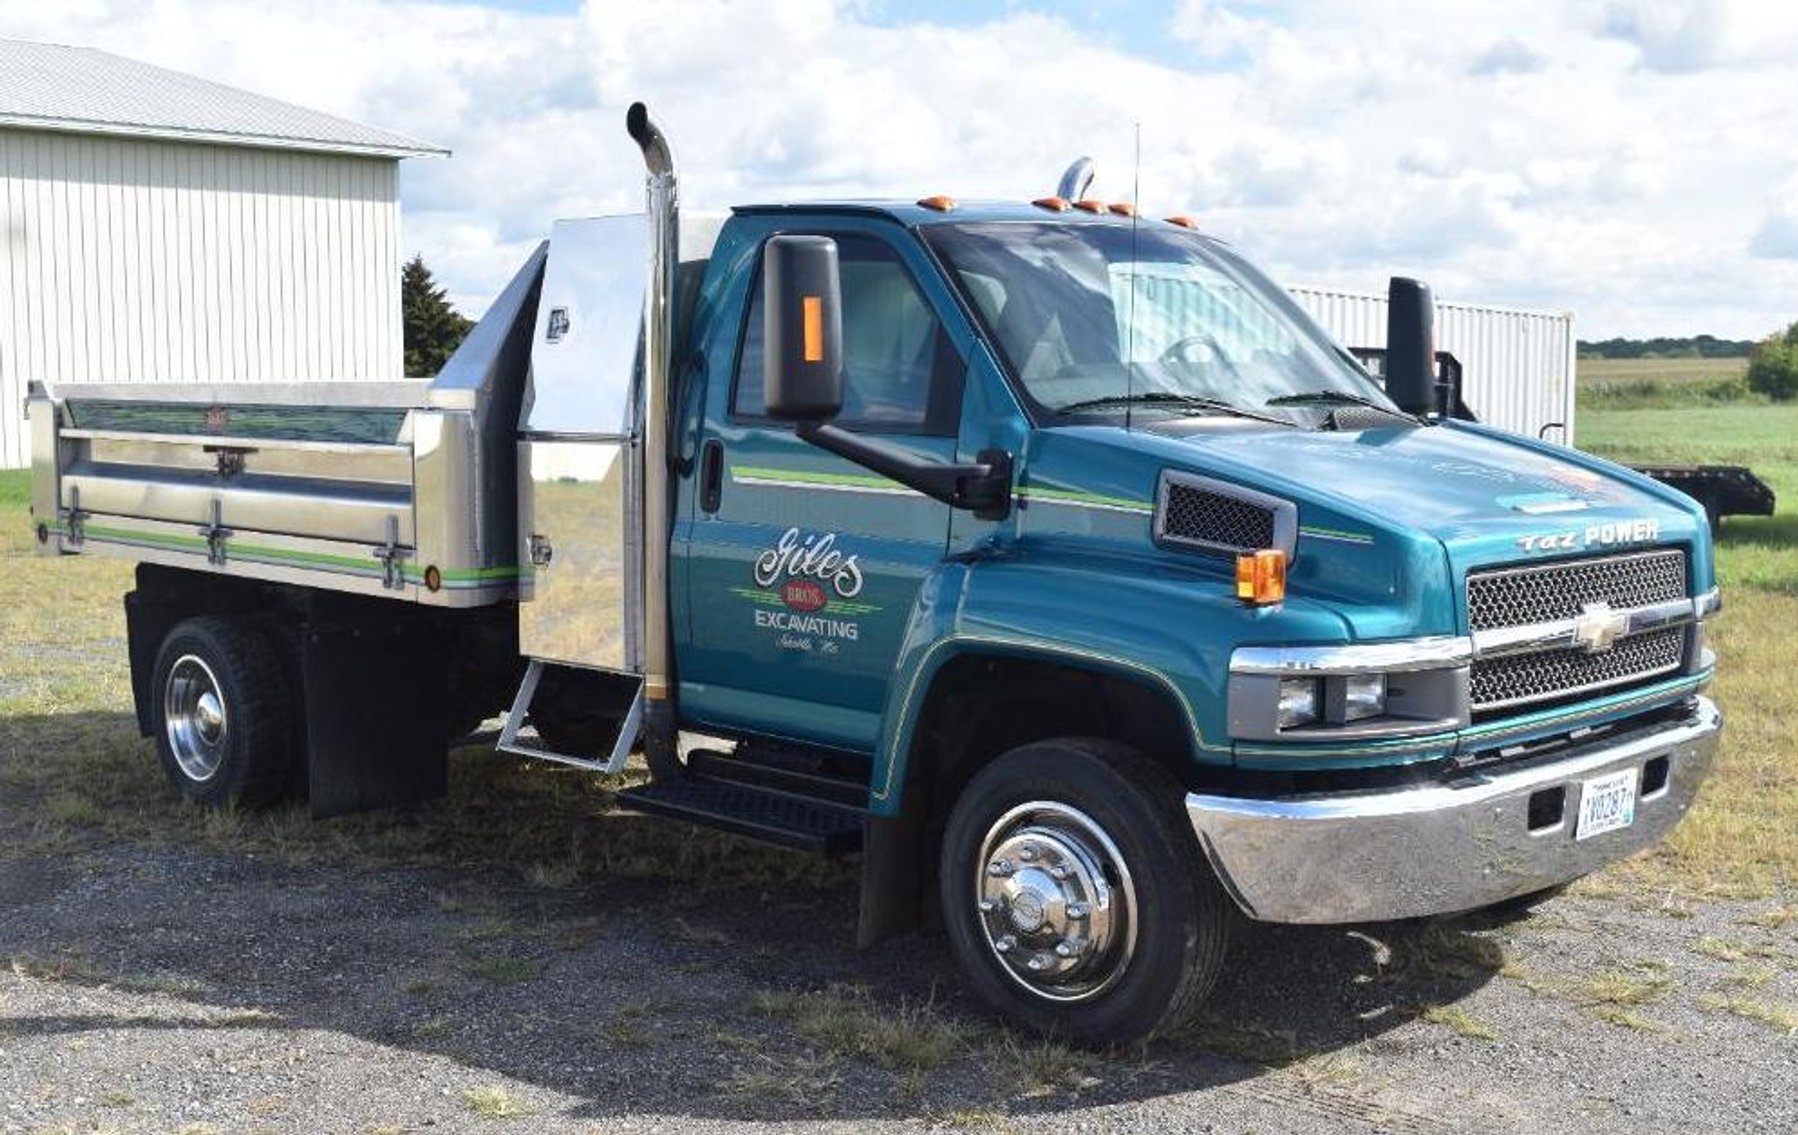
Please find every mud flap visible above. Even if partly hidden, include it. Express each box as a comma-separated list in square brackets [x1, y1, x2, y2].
[857, 813, 928, 947]
[302, 620, 450, 818]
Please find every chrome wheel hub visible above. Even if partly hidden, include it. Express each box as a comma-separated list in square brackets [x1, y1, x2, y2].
[165, 654, 228, 783]
[975, 801, 1136, 1002]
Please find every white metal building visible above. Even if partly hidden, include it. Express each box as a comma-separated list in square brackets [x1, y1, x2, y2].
[0, 39, 444, 467]
[1290, 285, 1578, 442]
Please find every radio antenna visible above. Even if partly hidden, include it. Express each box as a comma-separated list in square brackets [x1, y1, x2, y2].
[1125, 121, 1141, 433]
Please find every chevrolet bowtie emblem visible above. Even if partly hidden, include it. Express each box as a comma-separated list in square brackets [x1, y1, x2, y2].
[1572, 601, 1629, 653]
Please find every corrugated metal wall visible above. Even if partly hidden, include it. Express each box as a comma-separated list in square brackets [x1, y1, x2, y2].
[1289, 285, 1578, 442]
[0, 128, 403, 467]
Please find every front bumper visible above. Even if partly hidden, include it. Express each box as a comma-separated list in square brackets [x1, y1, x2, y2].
[1186, 696, 1722, 923]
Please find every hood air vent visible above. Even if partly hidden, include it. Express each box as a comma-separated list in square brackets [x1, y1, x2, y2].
[1154, 471, 1297, 558]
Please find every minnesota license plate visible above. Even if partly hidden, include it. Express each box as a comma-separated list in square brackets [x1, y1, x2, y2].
[1575, 768, 1638, 841]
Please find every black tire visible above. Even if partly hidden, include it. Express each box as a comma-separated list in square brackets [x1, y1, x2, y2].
[150, 616, 294, 809]
[938, 738, 1232, 1046]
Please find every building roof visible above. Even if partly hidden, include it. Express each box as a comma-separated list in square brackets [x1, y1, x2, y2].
[0, 38, 445, 159]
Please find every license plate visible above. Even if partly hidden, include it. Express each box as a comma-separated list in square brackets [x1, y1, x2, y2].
[1575, 768, 1638, 841]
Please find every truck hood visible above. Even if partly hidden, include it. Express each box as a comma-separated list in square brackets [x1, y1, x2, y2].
[1190, 420, 1691, 534]
[1025, 419, 1711, 636]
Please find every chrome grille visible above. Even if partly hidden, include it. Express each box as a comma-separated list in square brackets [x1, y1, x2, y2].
[1471, 627, 1687, 712]
[1467, 549, 1686, 632]
[1161, 482, 1274, 552]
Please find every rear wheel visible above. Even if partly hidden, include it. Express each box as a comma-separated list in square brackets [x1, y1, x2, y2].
[150, 616, 294, 808]
[939, 738, 1232, 1046]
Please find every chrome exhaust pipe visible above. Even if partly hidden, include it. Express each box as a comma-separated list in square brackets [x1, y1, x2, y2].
[627, 101, 678, 725]
[1057, 156, 1094, 201]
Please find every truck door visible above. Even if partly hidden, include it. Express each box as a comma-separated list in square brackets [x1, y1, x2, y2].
[676, 225, 966, 754]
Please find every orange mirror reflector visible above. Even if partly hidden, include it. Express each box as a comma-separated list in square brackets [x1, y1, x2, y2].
[1033, 196, 1071, 212]
[917, 195, 956, 212]
[1235, 549, 1287, 605]
[802, 296, 824, 362]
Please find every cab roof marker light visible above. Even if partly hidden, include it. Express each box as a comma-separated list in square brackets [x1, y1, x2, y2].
[1108, 202, 1137, 217]
[1072, 198, 1107, 213]
[917, 195, 956, 212]
[1165, 215, 1200, 229]
[1033, 196, 1072, 212]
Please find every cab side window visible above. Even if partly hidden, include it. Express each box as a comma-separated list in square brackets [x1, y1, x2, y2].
[734, 233, 962, 435]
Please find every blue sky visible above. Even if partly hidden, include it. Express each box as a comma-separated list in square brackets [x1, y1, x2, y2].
[3, 0, 1795, 338]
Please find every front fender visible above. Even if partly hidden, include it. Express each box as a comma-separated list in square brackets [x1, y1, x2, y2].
[868, 549, 1355, 814]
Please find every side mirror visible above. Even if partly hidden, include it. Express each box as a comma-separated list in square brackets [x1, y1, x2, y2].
[762, 235, 844, 422]
[1384, 276, 1437, 416]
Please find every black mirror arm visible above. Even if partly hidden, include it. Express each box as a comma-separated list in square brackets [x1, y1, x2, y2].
[796, 423, 1012, 521]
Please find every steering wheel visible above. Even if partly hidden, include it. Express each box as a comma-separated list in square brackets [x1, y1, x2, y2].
[1159, 333, 1224, 365]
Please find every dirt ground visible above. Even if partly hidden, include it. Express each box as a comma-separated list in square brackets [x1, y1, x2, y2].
[1, 736, 1793, 1135]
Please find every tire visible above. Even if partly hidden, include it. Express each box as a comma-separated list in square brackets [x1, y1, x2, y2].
[150, 616, 294, 809]
[938, 738, 1232, 1046]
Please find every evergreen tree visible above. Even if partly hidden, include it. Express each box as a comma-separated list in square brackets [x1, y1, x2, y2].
[402, 254, 474, 377]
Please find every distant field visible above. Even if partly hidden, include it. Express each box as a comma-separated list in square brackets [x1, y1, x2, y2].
[1577, 357, 1748, 386]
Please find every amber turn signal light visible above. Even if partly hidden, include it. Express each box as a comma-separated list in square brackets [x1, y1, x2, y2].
[1235, 549, 1287, 605]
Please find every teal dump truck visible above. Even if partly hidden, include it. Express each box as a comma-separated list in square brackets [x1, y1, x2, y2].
[26, 104, 1723, 1044]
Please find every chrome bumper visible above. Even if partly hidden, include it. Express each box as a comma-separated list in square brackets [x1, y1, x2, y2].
[1186, 696, 1722, 924]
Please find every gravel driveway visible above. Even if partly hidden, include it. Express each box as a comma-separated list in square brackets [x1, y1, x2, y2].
[1, 726, 1794, 1134]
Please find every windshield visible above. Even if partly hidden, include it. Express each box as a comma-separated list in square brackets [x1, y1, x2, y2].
[923, 221, 1397, 422]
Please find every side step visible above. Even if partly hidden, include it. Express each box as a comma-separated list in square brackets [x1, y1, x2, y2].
[617, 753, 866, 855]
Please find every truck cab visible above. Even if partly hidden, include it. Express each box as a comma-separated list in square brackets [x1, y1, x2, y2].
[26, 105, 1723, 1045]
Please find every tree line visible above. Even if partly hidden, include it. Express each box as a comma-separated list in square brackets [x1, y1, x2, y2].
[1577, 335, 1755, 360]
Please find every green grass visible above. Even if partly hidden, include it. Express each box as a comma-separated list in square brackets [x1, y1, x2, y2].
[1574, 399, 1798, 897]
[1577, 358, 1756, 411]
[1578, 357, 1748, 386]
[1577, 402, 1798, 597]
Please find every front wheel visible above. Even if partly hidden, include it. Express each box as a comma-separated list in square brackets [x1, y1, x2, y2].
[939, 739, 1232, 1046]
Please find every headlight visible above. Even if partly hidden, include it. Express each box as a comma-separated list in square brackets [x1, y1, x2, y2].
[1227, 637, 1473, 744]
[1339, 674, 1387, 722]
[1277, 678, 1320, 728]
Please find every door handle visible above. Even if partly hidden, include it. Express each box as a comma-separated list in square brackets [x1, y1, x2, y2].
[699, 439, 724, 513]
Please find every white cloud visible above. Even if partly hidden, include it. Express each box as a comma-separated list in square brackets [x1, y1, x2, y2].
[1, 0, 1795, 338]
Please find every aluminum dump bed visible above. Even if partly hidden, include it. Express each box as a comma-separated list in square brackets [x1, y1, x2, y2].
[26, 244, 548, 609]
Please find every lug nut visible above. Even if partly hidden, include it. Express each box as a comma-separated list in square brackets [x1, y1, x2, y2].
[993, 935, 1016, 954]
[1019, 845, 1038, 861]
[1066, 903, 1089, 919]
[1055, 939, 1083, 958]
[987, 859, 1013, 877]
[1049, 865, 1070, 881]
[977, 899, 997, 914]
[1026, 954, 1050, 971]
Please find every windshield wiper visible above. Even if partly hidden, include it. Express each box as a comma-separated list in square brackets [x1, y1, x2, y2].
[1264, 389, 1411, 417]
[1054, 392, 1293, 426]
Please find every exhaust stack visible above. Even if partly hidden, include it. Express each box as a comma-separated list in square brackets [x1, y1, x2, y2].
[1057, 156, 1095, 202]
[626, 102, 678, 727]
